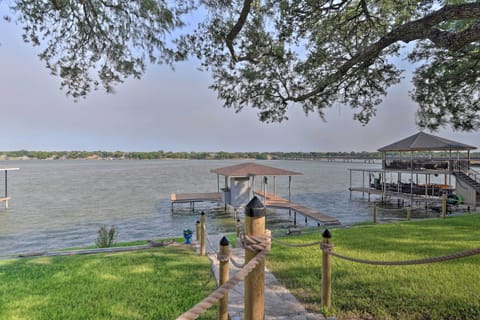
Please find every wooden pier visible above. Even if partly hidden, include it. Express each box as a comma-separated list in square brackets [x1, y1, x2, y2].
[170, 190, 340, 226]
[170, 192, 222, 211]
[254, 190, 341, 226]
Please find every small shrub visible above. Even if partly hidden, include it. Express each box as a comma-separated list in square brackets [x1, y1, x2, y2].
[95, 225, 118, 248]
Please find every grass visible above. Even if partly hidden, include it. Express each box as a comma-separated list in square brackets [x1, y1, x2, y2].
[0, 245, 216, 320]
[267, 214, 480, 320]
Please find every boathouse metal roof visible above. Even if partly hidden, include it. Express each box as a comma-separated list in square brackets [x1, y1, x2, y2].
[378, 132, 477, 152]
[210, 162, 302, 177]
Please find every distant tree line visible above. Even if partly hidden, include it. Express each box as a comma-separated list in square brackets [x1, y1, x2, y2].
[0, 150, 385, 160]
[1, 150, 479, 161]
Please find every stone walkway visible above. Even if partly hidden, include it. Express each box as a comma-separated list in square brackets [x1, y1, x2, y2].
[195, 234, 333, 320]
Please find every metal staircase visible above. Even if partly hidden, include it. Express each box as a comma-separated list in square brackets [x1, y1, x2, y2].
[453, 168, 480, 206]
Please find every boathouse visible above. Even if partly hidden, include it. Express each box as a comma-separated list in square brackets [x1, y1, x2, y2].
[210, 162, 301, 207]
[171, 162, 340, 225]
[349, 132, 479, 207]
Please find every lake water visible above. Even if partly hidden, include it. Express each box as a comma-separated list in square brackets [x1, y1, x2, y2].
[0, 160, 380, 255]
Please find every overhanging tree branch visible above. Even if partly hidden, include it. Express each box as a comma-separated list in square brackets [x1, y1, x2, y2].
[292, 2, 480, 103]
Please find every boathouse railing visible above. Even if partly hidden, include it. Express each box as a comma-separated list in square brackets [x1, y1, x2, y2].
[383, 159, 470, 172]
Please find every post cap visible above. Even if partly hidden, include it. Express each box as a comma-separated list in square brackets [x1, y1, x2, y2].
[237, 218, 240, 222]
[220, 236, 230, 246]
[201, 211, 205, 216]
[196, 220, 200, 224]
[322, 229, 332, 239]
[245, 196, 265, 217]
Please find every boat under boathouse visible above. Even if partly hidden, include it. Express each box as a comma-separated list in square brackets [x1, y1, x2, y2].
[349, 131, 479, 208]
[171, 162, 340, 226]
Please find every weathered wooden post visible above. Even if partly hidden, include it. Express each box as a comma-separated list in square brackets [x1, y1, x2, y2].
[200, 211, 206, 256]
[195, 220, 201, 241]
[218, 236, 230, 320]
[321, 229, 332, 310]
[373, 203, 377, 224]
[407, 206, 411, 221]
[244, 196, 266, 320]
[442, 193, 447, 219]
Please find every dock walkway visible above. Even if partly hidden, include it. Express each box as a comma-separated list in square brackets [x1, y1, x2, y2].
[170, 192, 222, 211]
[170, 190, 340, 226]
[255, 190, 340, 226]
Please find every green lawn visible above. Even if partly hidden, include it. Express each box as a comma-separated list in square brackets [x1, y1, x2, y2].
[0, 245, 216, 320]
[267, 214, 480, 320]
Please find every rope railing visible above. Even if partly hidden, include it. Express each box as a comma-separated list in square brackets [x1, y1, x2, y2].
[203, 225, 219, 253]
[187, 208, 480, 319]
[270, 236, 323, 248]
[176, 231, 271, 320]
[320, 243, 480, 266]
[269, 234, 480, 266]
[229, 255, 245, 269]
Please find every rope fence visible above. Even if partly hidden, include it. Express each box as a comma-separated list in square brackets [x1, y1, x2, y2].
[176, 232, 271, 320]
[320, 243, 480, 266]
[178, 202, 479, 320]
[269, 234, 480, 266]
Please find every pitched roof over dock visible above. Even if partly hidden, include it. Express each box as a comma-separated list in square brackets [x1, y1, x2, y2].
[210, 162, 302, 177]
[378, 131, 476, 152]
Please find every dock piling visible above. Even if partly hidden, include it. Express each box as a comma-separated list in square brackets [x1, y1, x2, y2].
[200, 212, 206, 256]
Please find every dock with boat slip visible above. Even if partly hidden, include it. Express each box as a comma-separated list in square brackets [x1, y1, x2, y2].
[170, 190, 340, 226]
[170, 162, 340, 226]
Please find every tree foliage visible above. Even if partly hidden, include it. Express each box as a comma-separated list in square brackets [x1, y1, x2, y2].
[4, 0, 480, 130]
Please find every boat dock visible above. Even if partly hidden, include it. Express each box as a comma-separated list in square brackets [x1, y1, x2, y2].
[254, 190, 341, 226]
[170, 192, 222, 211]
[1, 167, 19, 209]
[170, 190, 341, 226]
[170, 162, 340, 226]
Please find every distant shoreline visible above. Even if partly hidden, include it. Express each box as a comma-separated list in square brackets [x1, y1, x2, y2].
[0, 150, 384, 161]
[1, 150, 479, 162]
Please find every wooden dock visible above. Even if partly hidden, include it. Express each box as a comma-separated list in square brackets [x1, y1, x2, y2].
[254, 190, 341, 226]
[170, 192, 222, 211]
[170, 190, 341, 226]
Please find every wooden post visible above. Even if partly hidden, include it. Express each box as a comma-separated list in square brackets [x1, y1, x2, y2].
[200, 211, 206, 256]
[195, 220, 200, 241]
[442, 193, 447, 219]
[373, 203, 377, 224]
[236, 218, 241, 238]
[321, 229, 332, 310]
[244, 196, 266, 320]
[218, 236, 230, 320]
[407, 206, 411, 221]
[4, 170, 7, 209]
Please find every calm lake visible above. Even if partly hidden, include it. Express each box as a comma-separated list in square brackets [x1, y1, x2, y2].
[0, 160, 379, 255]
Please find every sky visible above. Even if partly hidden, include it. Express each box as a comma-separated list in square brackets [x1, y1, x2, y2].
[0, 6, 478, 153]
